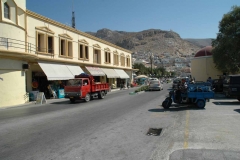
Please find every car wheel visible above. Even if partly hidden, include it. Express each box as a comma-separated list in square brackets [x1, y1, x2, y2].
[85, 94, 90, 102]
[196, 99, 205, 109]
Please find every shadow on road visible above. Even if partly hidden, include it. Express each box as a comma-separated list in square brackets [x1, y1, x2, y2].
[212, 101, 240, 105]
[148, 104, 204, 112]
[234, 109, 240, 113]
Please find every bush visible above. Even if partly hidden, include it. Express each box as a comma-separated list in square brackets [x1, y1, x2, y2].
[134, 85, 149, 93]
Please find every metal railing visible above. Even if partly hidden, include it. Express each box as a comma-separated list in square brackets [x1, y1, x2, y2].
[0, 36, 36, 54]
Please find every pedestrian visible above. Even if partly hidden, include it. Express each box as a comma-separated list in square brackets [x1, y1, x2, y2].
[207, 77, 213, 84]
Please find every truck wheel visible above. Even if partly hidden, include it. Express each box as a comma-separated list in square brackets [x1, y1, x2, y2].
[70, 98, 75, 103]
[85, 94, 90, 102]
[162, 98, 171, 109]
[196, 100, 205, 109]
[98, 91, 105, 99]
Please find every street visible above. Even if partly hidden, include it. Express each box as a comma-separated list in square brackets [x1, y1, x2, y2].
[1, 84, 240, 160]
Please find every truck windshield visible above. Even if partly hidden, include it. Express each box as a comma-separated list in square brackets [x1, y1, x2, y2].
[67, 79, 82, 86]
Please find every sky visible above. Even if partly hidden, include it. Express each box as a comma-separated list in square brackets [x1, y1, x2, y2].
[26, 0, 240, 39]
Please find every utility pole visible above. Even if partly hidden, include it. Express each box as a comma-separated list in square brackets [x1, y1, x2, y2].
[71, 0, 75, 28]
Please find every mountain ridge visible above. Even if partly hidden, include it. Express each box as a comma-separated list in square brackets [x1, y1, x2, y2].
[86, 28, 212, 57]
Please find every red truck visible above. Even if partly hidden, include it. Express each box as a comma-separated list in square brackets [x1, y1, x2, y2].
[64, 74, 110, 103]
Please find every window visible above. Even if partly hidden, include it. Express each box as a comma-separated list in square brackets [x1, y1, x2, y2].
[120, 54, 125, 66]
[59, 38, 73, 57]
[47, 36, 54, 53]
[59, 34, 73, 57]
[79, 43, 89, 60]
[37, 33, 45, 52]
[114, 52, 119, 65]
[126, 56, 130, 67]
[36, 27, 55, 54]
[85, 46, 89, 59]
[4, 3, 10, 19]
[104, 50, 111, 64]
[93, 49, 101, 64]
[60, 39, 65, 55]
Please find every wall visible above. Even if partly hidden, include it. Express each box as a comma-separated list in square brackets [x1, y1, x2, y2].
[0, 58, 28, 107]
[191, 56, 222, 81]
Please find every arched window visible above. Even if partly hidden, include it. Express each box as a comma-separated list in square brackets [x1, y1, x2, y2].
[4, 3, 10, 19]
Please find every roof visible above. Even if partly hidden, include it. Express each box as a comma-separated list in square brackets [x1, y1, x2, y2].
[195, 46, 213, 57]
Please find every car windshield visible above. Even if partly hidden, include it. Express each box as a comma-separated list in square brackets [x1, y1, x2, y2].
[150, 80, 159, 84]
[66, 79, 82, 86]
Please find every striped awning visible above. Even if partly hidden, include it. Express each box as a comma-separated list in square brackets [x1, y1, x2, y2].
[101, 68, 120, 78]
[85, 66, 106, 76]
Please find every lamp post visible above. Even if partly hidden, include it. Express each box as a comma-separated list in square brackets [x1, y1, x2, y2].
[149, 52, 153, 77]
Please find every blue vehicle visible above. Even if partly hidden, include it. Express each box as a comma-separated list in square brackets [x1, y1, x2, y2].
[162, 82, 214, 109]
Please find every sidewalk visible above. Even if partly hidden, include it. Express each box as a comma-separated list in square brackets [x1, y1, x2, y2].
[0, 88, 125, 110]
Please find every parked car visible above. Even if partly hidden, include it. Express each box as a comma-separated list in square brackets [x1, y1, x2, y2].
[223, 75, 240, 101]
[149, 80, 163, 91]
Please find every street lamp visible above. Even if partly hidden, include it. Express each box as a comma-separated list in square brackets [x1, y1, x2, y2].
[149, 52, 154, 77]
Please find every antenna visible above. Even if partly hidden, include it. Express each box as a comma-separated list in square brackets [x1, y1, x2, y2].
[72, 0, 75, 28]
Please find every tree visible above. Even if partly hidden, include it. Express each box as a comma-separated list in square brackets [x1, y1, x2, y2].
[212, 6, 240, 74]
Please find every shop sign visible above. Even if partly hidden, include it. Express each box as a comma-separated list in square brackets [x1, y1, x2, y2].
[36, 92, 47, 105]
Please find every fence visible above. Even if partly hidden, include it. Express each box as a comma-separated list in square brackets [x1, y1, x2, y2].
[0, 37, 36, 54]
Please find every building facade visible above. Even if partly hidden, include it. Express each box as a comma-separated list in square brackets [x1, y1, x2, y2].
[0, 0, 133, 107]
[191, 46, 222, 81]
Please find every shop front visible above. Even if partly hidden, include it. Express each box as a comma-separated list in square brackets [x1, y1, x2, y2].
[100, 68, 119, 89]
[114, 69, 130, 88]
[30, 62, 84, 100]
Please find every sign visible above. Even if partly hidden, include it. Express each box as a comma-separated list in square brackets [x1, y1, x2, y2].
[35, 92, 47, 105]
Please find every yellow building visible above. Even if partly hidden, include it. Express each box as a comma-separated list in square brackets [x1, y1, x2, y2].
[191, 46, 222, 81]
[0, 0, 133, 108]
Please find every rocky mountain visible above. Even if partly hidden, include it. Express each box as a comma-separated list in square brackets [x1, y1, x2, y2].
[86, 28, 212, 57]
[184, 38, 213, 48]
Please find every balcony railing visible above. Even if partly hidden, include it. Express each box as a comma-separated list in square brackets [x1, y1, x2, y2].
[0, 37, 36, 54]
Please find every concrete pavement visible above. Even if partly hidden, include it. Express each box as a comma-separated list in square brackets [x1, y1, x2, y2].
[167, 92, 240, 160]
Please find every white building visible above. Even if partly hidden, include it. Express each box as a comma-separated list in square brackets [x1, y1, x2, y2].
[0, 0, 133, 107]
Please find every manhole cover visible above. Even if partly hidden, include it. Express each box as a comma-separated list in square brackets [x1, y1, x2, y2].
[146, 128, 162, 136]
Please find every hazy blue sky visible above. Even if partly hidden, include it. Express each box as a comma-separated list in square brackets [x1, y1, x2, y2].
[27, 0, 240, 39]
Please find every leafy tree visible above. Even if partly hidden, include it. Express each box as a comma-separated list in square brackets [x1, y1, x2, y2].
[133, 63, 166, 77]
[212, 6, 240, 74]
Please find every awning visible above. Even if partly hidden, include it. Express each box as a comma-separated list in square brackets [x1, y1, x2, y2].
[85, 66, 106, 76]
[101, 68, 120, 78]
[114, 69, 130, 79]
[38, 62, 73, 80]
[66, 65, 84, 76]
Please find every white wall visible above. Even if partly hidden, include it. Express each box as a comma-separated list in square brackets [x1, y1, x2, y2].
[0, 23, 25, 51]
[0, 59, 28, 108]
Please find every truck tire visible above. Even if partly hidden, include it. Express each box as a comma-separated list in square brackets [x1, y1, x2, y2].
[98, 91, 105, 99]
[162, 98, 171, 109]
[196, 99, 205, 109]
[84, 93, 90, 102]
[70, 98, 75, 103]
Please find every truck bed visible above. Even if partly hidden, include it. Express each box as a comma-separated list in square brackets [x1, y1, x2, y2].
[92, 83, 109, 92]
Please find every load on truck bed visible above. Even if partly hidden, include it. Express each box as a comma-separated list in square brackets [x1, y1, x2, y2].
[64, 73, 110, 103]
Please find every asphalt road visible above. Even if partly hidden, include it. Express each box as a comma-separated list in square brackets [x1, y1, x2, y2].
[1, 83, 240, 160]
[0, 85, 172, 160]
